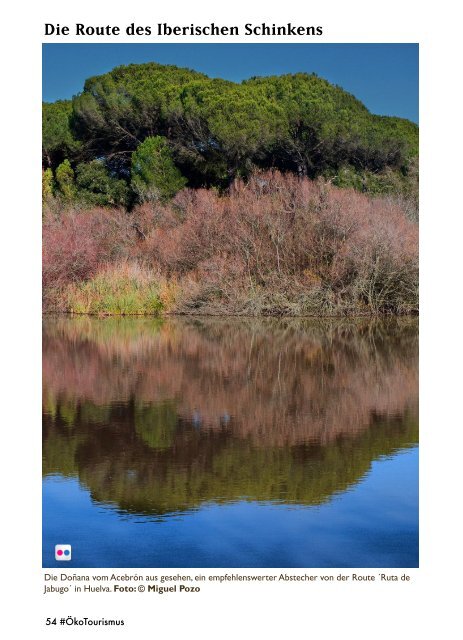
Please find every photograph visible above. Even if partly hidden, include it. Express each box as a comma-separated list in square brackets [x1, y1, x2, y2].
[42, 43, 419, 569]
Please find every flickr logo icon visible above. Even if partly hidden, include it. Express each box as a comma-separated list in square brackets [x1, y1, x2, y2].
[55, 544, 72, 561]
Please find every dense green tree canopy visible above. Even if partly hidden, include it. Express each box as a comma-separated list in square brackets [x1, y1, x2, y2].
[75, 160, 129, 206]
[42, 62, 418, 199]
[42, 100, 81, 168]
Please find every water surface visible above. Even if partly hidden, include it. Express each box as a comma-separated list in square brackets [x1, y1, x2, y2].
[42, 316, 418, 567]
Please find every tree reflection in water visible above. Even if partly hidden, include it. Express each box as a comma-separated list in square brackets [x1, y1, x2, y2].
[43, 316, 418, 517]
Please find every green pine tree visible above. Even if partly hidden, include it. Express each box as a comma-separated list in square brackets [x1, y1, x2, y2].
[131, 136, 186, 202]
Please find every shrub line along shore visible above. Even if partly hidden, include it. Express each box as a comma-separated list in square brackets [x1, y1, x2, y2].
[43, 171, 418, 317]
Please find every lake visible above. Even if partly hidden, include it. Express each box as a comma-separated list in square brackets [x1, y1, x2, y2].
[42, 315, 418, 568]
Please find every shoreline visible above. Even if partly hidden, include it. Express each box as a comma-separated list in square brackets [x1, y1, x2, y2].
[42, 310, 419, 319]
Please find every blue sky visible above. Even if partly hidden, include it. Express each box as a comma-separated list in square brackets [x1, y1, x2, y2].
[43, 43, 418, 123]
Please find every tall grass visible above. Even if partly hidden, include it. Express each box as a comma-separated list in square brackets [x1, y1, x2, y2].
[65, 263, 167, 315]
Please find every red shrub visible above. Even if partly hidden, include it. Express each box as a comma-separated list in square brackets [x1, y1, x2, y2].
[143, 171, 417, 313]
[42, 208, 134, 290]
